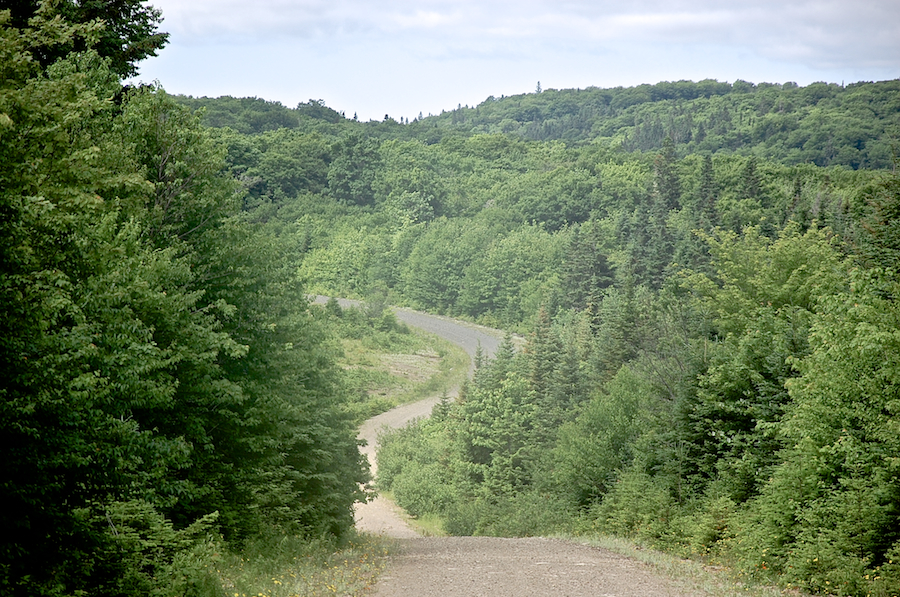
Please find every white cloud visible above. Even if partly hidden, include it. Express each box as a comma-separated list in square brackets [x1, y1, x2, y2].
[153, 0, 900, 68]
[139, 0, 899, 120]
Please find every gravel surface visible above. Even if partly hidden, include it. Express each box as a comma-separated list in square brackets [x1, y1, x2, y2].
[373, 537, 700, 597]
[352, 305, 506, 538]
[314, 296, 705, 596]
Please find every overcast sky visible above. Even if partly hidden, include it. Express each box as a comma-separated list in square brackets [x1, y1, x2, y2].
[132, 0, 900, 122]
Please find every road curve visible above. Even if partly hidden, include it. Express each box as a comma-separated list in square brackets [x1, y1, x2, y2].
[309, 296, 506, 537]
[311, 297, 703, 597]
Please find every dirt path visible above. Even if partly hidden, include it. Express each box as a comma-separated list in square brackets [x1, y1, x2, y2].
[353, 306, 505, 538]
[374, 537, 701, 597]
[320, 297, 705, 596]
[354, 395, 446, 538]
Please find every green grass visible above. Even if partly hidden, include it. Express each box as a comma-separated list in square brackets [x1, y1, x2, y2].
[388, 333, 468, 405]
[376, 491, 448, 537]
[340, 327, 469, 422]
[215, 533, 393, 597]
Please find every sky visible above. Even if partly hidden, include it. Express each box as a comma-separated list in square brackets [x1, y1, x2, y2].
[132, 0, 900, 123]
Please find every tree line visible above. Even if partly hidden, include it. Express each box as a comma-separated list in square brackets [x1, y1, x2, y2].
[1, 6, 366, 596]
[179, 77, 900, 170]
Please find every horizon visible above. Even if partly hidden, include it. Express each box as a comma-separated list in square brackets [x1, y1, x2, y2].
[173, 77, 895, 123]
[133, 0, 900, 122]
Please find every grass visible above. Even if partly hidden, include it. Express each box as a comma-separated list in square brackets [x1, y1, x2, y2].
[339, 326, 469, 422]
[404, 513, 447, 537]
[215, 533, 393, 597]
[376, 491, 448, 537]
[387, 334, 468, 405]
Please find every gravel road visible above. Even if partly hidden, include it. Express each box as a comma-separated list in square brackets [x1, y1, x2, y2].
[312, 297, 704, 596]
[374, 537, 701, 597]
[350, 303, 506, 539]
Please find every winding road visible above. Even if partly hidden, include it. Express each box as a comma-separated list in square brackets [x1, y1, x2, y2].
[314, 297, 704, 596]
[354, 305, 504, 540]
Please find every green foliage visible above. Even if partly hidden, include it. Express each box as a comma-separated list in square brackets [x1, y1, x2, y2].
[860, 162, 900, 270]
[458, 225, 562, 325]
[177, 96, 301, 134]
[591, 468, 678, 544]
[423, 80, 900, 169]
[0, 12, 367, 595]
[736, 268, 900, 595]
[400, 218, 494, 313]
[378, 421, 455, 518]
[328, 133, 381, 206]
[678, 225, 849, 499]
[95, 501, 223, 597]
[549, 365, 658, 508]
[5, 0, 169, 77]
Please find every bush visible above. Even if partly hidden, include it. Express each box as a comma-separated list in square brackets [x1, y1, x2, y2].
[592, 469, 677, 544]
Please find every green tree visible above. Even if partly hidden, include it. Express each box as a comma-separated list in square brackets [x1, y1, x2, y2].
[860, 161, 900, 271]
[740, 269, 900, 596]
[2, 0, 168, 77]
[117, 85, 240, 245]
[327, 133, 381, 205]
[401, 218, 492, 313]
[0, 14, 227, 594]
[679, 225, 848, 499]
[0, 13, 366, 594]
[458, 225, 561, 325]
[558, 220, 615, 312]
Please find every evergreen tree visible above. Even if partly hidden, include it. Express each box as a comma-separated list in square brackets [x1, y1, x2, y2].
[860, 160, 900, 271]
[559, 221, 614, 311]
[654, 137, 681, 211]
[698, 154, 718, 229]
[527, 307, 561, 439]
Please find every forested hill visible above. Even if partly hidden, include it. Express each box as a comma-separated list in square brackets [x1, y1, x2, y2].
[6, 1, 900, 593]
[177, 78, 900, 169]
[172, 75, 900, 597]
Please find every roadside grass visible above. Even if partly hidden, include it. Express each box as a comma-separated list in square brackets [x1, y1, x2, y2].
[563, 534, 789, 597]
[387, 336, 468, 405]
[405, 513, 447, 538]
[215, 532, 393, 597]
[340, 327, 469, 422]
[377, 491, 448, 537]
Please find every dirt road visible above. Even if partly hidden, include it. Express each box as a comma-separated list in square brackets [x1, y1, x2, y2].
[317, 297, 704, 596]
[374, 537, 702, 597]
[352, 306, 504, 539]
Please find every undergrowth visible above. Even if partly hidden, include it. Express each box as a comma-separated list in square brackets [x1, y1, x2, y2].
[215, 532, 393, 597]
[320, 298, 470, 422]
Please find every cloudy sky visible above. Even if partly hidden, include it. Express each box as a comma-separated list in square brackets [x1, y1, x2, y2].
[133, 0, 900, 122]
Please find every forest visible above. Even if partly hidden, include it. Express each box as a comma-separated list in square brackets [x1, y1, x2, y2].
[3, 2, 900, 596]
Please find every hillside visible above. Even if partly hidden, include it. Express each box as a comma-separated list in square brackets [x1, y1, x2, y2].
[177, 78, 900, 169]
[171, 75, 900, 597]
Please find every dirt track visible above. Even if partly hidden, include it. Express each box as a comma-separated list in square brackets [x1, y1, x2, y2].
[318, 297, 705, 596]
[353, 306, 503, 539]
[374, 537, 701, 597]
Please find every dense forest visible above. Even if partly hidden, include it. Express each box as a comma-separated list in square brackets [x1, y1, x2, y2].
[1, 6, 367, 596]
[177, 75, 900, 597]
[179, 77, 900, 169]
[4, 2, 900, 596]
